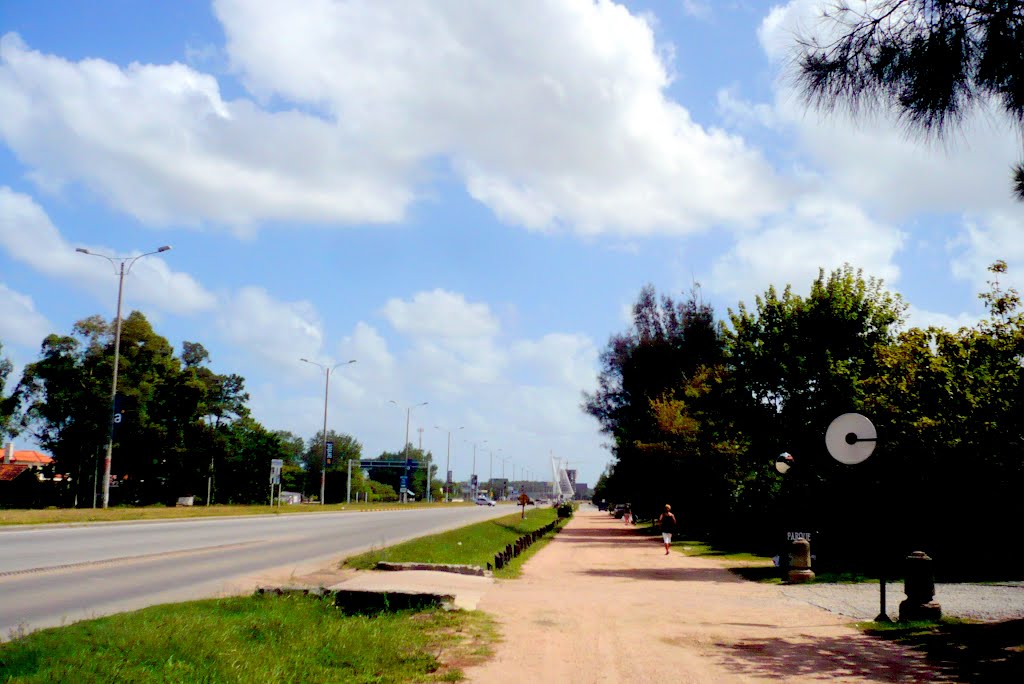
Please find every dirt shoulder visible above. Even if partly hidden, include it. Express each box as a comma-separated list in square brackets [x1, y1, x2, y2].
[462, 508, 949, 683]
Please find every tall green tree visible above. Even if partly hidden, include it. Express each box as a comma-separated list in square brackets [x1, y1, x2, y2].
[215, 417, 290, 504]
[302, 431, 364, 503]
[864, 261, 1024, 573]
[583, 285, 724, 519]
[723, 265, 906, 561]
[793, 0, 1024, 199]
[15, 313, 254, 506]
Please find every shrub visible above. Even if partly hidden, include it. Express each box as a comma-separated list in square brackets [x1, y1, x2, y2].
[556, 501, 575, 518]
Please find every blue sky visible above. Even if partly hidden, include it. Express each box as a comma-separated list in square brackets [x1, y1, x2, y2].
[1, 1, 1021, 489]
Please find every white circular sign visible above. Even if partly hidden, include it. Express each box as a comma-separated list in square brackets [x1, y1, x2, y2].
[825, 413, 877, 465]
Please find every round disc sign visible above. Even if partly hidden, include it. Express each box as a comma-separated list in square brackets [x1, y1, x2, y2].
[825, 413, 877, 465]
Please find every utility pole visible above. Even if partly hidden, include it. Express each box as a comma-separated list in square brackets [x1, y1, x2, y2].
[390, 401, 427, 503]
[435, 425, 463, 502]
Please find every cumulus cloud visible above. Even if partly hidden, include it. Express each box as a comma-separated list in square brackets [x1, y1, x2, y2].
[216, 0, 786, 234]
[949, 210, 1024, 293]
[0, 187, 215, 314]
[0, 284, 51, 348]
[381, 289, 500, 341]
[511, 333, 598, 390]
[0, 1, 788, 236]
[710, 194, 905, 300]
[218, 286, 324, 367]
[0, 34, 412, 230]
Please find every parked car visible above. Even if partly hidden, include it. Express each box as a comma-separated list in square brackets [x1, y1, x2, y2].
[612, 503, 627, 519]
[475, 496, 496, 506]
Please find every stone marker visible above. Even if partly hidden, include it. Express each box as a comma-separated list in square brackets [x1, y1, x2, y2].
[899, 551, 942, 621]
[787, 538, 815, 583]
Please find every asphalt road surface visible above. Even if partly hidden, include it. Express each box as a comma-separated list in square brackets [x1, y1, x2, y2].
[0, 505, 509, 640]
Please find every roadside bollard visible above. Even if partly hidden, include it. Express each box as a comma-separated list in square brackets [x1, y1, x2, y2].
[787, 538, 815, 583]
[899, 551, 942, 621]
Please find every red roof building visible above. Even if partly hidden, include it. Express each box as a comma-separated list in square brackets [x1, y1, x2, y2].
[0, 463, 30, 481]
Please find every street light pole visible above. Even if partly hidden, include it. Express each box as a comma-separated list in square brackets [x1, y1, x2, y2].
[435, 425, 463, 502]
[302, 358, 356, 504]
[77, 245, 171, 509]
[469, 440, 486, 500]
[390, 401, 427, 503]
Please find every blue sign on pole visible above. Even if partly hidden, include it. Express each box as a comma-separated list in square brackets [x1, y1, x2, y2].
[326, 441, 334, 466]
[399, 475, 408, 491]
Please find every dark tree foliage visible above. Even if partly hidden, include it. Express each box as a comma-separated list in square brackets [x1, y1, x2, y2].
[795, 1, 1024, 199]
[362, 446, 438, 502]
[583, 286, 724, 521]
[0, 341, 15, 440]
[12, 313, 264, 506]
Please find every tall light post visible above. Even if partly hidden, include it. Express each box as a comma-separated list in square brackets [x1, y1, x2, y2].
[301, 358, 356, 504]
[467, 440, 487, 499]
[489, 448, 502, 496]
[435, 425, 463, 502]
[390, 400, 428, 502]
[76, 245, 171, 508]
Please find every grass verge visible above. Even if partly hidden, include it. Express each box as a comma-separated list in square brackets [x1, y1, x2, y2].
[855, 617, 1024, 682]
[0, 501, 459, 526]
[0, 594, 496, 683]
[344, 507, 562, 578]
[666, 537, 891, 585]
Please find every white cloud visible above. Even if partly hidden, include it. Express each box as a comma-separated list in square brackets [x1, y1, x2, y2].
[512, 333, 598, 390]
[0, 187, 215, 314]
[0, 0, 790, 236]
[0, 34, 412, 230]
[381, 289, 500, 340]
[218, 286, 324, 367]
[0, 283, 51, 348]
[681, 1, 712, 20]
[949, 210, 1024, 293]
[904, 305, 978, 332]
[710, 194, 905, 300]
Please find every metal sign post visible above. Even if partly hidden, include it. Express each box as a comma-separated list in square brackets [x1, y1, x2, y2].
[347, 459, 353, 504]
[825, 413, 887, 621]
[270, 458, 283, 507]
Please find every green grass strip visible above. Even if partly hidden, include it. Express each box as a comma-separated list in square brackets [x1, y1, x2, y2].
[344, 507, 561, 576]
[0, 594, 495, 683]
[0, 502, 460, 526]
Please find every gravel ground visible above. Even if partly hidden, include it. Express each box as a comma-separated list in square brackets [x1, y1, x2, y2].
[781, 581, 1024, 622]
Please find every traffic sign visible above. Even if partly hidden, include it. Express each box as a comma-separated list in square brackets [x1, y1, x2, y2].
[326, 441, 334, 466]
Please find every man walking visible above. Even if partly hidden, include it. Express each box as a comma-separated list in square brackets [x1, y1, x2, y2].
[658, 504, 676, 555]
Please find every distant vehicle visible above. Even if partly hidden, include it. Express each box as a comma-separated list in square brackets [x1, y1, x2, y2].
[475, 496, 496, 507]
[612, 503, 626, 519]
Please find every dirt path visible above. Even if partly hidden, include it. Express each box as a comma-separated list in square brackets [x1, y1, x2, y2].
[462, 508, 949, 683]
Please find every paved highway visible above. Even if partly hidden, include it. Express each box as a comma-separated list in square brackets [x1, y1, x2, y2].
[0, 505, 509, 640]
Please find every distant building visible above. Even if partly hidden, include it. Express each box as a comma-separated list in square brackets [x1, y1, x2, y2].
[3, 443, 53, 471]
[574, 482, 589, 500]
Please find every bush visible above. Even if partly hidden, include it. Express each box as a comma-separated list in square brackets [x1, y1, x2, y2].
[556, 501, 575, 518]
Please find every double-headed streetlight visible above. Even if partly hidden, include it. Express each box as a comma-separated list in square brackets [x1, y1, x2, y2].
[435, 425, 463, 502]
[76, 245, 171, 508]
[301, 358, 356, 504]
[390, 400, 427, 502]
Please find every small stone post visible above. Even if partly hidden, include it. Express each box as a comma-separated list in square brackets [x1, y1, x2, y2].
[787, 538, 815, 583]
[899, 551, 942, 621]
